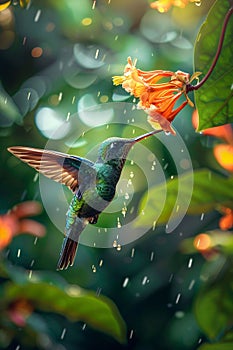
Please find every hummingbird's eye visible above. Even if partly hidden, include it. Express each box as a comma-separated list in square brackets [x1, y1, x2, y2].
[110, 142, 116, 149]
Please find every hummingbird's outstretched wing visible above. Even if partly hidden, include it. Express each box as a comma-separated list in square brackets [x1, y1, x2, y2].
[8, 146, 95, 192]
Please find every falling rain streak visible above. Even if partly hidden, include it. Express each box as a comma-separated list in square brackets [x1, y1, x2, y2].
[60, 328, 66, 340]
[188, 258, 193, 268]
[122, 277, 129, 288]
[34, 10, 41, 22]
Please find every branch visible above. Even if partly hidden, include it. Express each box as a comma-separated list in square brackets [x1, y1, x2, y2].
[186, 5, 233, 93]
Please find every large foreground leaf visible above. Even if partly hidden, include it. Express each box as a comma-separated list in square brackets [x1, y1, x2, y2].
[136, 169, 233, 227]
[195, 284, 233, 340]
[194, 0, 233, 130]
[3, 281, 126, 344]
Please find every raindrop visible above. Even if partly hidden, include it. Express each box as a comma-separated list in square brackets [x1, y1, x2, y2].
[117, 217, 121, 228]
[130, 171, 134, 178]
[175, 293, 181, 304]
[34, 238, 38, 245]
[142, 276, 148, 285]
[30, 260, 35, 267]
[95, 49, 99, 59]
[20, 190, 27, 201]
[17, 249, 21, 258]
[34, 10, 41, 22]
[15, 346, 20, 350]
[91, 265, 97, 273]
[58, 92, 63, 101]
[116, 244, 121, 251]
[165, 131, 171, 136]
[131, 248, 135, 258]
[150, 251, 154, 261]
[163, 163, 168, 170]
[33, 173, 39, 182]
[188, 258, 193, 269]
[195, 1, 201, 6]
[96, 287, 102, 296]
[200, 213, 204, 221]
[152, 221, 156, 231]
[169, 274, 173, 283]
[66, 112, 71, 121]
[99, 259, 103, 267]
[121, 206, 127, 217]
[124, 193, 129, 200]
[188, 279, 195, 290]
[28, 270, 33, 279]
[71, 96, 76, 104]
[113, 240, 117, 248]
[130, 160, 134, 165]
[130, 207, 135, 214]
[122, 277, 129, 288]
[129, 330, 134, 339]
[60, 328, 66, 340]
[82, 323, 87, 330]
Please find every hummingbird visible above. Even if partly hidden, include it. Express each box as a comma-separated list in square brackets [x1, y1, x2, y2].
[8, 129, 162, 270]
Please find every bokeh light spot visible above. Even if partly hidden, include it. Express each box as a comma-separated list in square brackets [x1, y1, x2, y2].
[35, 107, 70, 140]
[31, 47, 43, 58]
[46, 22, 55, 32]
[99, 95, 109, 103]
[194, 234, 211, 251]
[81, 17, 92, 26]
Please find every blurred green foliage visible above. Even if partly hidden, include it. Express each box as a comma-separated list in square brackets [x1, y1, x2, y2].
[0, 0, 233, 349]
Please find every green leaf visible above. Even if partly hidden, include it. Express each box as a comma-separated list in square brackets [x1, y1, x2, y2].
[3, 281, 127, 344]
[194, 0, 233, 131]
[198, 343, 233, 350]
[195, 272, 233, 341]
[136, 169, 233, 227]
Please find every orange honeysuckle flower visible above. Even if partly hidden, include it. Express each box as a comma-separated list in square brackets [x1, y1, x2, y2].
[0, 201, 45, 250]
[213, 144, 233, 173]
[219, 207, 233, 231]
[113, 57, 199, 134]
[150, 0, 201, 13]
[192, 110, 233, 144]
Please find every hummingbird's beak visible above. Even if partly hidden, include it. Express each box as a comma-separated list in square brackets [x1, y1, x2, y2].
[133, 129, 163, 143]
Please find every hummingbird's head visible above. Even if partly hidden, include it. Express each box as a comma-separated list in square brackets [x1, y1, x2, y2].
[97, 129, 163, 163]
[97, 137, 134, 163]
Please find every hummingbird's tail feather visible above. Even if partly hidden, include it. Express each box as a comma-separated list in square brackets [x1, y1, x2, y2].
[57, 237, 78, 270]
[57, 216, 88, 270]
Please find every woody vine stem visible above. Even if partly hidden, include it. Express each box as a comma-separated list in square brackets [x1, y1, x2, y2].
[186, 5, 233, 93]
